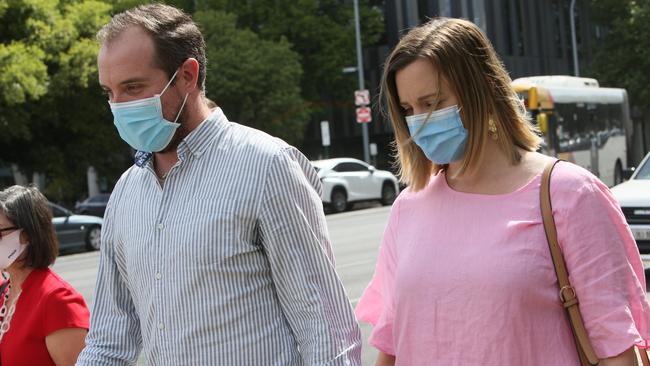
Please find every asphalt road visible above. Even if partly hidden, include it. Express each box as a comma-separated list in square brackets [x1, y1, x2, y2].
[53, 205, 390, 365]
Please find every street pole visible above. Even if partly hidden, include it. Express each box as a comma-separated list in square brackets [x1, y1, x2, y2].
[569, 0, 580, 77]
[354, 0, 370, 163]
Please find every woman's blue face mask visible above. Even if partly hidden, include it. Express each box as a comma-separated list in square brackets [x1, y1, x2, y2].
[109, 70, 189, 152]
[405, 105, 468, 164]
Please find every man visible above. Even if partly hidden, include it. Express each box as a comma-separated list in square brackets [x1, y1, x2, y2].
[76, 4, 361, 365]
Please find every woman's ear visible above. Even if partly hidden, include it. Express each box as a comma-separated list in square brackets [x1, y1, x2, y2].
[19, 230, 30, 245]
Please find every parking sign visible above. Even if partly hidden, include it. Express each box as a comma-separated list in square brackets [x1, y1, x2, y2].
[355, 90, 370, 106]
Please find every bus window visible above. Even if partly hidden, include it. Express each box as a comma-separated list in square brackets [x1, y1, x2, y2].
[512, 76, 630, 186]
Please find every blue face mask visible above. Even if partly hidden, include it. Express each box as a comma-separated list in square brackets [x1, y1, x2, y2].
[109, 70, 189, 152]
[405, 105, 468, 164]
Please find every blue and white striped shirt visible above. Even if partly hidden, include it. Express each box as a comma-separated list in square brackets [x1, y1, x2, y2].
[76, 109, 362, 365]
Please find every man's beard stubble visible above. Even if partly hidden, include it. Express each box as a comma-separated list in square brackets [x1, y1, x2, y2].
[159, 97, 190, 154]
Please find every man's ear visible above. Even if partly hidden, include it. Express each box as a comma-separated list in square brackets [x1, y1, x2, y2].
[179, 58, 200, 93]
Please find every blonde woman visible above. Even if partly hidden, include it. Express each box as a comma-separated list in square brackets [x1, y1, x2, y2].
[356, 18, 650, 365]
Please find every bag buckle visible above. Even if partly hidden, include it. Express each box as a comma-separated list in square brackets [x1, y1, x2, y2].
[559, 285, 578, 308]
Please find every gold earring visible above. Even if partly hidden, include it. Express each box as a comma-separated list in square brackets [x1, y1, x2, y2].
[488, 120, 498, 140]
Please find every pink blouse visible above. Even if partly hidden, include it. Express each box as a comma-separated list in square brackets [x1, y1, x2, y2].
[356, 161, 650, 365]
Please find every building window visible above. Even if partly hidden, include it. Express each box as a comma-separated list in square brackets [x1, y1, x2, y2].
[564, 1, 574, 63]
[514, 0, 525, 56]
[503, 0, 514, 55]
[552, 0, 563, 58]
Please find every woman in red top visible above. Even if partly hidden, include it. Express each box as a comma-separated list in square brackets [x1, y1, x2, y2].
[0, 185, 89, 366]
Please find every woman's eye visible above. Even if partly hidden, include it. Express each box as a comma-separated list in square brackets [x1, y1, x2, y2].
[426, 100, 440, 109]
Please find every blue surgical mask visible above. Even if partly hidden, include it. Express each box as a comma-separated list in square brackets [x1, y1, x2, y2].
[405, 105, 468, 164]
[109, 70, 189, 152]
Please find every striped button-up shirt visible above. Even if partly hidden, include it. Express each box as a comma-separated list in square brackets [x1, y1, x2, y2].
[76, 109, 362, 365]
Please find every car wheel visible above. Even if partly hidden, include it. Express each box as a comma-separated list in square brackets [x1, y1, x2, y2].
[614, 160, 623, 185]
[85, 225, 101, 251]
[380, 182, 397, 206]
[330, 189, 348, 213]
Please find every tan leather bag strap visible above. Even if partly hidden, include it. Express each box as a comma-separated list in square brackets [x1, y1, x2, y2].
[541, 160, 600, 365]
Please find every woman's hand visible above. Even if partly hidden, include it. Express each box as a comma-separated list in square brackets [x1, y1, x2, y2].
[45, 328, 88, 366]
[600, 347, 637, 366]
[375, 351, 396, 366]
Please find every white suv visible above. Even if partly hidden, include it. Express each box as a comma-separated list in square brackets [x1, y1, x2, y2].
[611, 152, 650, 253]
[312, 158, 400, 213]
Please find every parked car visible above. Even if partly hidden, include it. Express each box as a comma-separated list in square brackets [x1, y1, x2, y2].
[611, 152, 650, 253]
[312, 158, 400, 213]
[49, 202, 103, 252]
[75, 193, 110, 217]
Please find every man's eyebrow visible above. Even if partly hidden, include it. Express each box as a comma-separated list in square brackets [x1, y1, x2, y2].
[119, 77, 149, 85]
[99, 77, 149, 90]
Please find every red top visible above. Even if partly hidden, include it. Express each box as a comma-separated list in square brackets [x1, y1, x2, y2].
[0, 268, 89, 366]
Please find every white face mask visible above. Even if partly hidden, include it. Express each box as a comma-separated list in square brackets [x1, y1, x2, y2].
[0, 229, 27, 270]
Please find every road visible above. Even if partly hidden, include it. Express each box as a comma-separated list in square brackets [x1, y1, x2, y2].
[53, 205, 650, 365]
[53, 205, 390, 365]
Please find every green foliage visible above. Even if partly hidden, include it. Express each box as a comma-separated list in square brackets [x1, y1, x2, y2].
[196, 10, 308, 145]
[0, 0, 126, 203]
[588, 0, 650, 108]
[195, 0, 385, 100]
[0, 42, 48, 105]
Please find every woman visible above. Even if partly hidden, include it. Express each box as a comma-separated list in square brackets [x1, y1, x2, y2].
[0, 185, 89, 365]
[356, 18, 650, 365]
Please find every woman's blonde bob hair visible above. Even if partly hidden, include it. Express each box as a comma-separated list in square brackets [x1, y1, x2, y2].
[382, 18, 541, 191]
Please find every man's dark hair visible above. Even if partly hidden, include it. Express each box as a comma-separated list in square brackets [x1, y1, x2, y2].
[97, 3, 207, 90]
[0, 185, 58, 268]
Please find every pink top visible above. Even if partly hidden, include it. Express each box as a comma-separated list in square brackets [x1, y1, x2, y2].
[355, 161, 650, 365]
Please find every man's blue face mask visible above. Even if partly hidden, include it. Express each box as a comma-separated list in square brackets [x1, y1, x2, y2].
[405, 105, 468, 164]
[109, 70, 189, 152]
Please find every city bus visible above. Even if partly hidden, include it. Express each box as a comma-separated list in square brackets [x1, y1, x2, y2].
[512, 75, 632, 186]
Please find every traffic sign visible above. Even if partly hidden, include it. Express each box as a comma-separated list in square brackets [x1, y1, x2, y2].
[355, 89, 370, 106]
[320, 121, 330, 147]
[356, 106, 372, 123]
[369, 143, 377, 156]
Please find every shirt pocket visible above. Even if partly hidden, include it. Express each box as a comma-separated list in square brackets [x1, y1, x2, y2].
[178, 198, 258, 267]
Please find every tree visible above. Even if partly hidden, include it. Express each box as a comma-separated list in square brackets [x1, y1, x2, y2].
[588, 0, 650, 109]
[193, 0, 385, 142]
[195, 10, 309, 145]
[0, 0, 130, 203]
[208, 0, 385, 101]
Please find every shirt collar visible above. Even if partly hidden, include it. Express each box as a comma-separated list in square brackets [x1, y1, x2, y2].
[133, 107, 227, 167]
[177, 107, 226, 159]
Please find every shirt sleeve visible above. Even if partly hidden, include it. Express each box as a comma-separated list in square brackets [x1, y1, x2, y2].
[42, 285, 90, 336]
[76, 180, 143, 366]
[354, 201, 399, 355]
[553, 162, 650, 359]
[258, 147, 362, 366]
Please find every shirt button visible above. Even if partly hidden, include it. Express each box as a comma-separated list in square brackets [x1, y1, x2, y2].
[157, 223, 164, 230]
[155, 272, 162, 280]
[158, 323, 164, 330]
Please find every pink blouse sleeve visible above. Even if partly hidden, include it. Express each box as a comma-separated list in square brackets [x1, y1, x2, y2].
[553, 163, 650, 359]
[354, 201, 400, 355]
